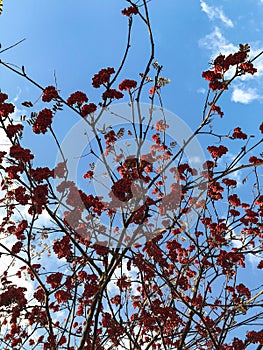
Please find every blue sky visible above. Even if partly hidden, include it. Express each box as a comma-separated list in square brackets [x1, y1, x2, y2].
[1, 0, 263, 256]
[0, 0, 262, 193]
[1, 0, 263, 121]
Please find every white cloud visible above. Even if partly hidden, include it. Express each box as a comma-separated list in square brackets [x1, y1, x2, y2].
[231, 86, 261, 104]
[248, 253, 261, 267]
[0, 246, 35, 302]
[200, 1, 234, 28]
[199, 24, 263, 69]
[226, 230, 262, 268]
[0, 127, 11, 154]
[0, 103, 26, 159]
[199, 27, 237, 58]
[197, 87, 206, 94]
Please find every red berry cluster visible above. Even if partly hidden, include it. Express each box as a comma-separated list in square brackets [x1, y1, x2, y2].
[54, 161, 67, 178]
[202, 71, 224, 90]
[111, 157, 154, 204]
[158, 183, 182, 215]
[239, 62, 257, 75]
[33, 108, 53, 134]
[83, 170, 94, 179]
[53, 235, 72, 260]
[42, 86, 58, 102]
[208, 181, 224, 200]
[33, 287, 45, 303]
[228, 194, 241, 207]
[92, 67, 115, 88]
[202, 46, 257, 90]
[102, 89, 124, 100]
[93, 242, 109, 256]
[111, 178, 133, 202]
[67, 91, 88, 106]
[0, 285, 27, 308]
[0, 92, 15, 117]
[236, 283, 251, 298]
[55, 290, 71, 304]
[207, 145, 228, 159]
[213, 51, 248, 73]
[0, 92, 8, 103]
[5, 165, 24, 179]
[79, 190, 105, 216]
[217, 249, 245, 275]
[81, 103, 97, 117]
[249, 156, 263, 164]
[121, 5, 138, 16]
[176, 163, 197, 181]
[117, 157, 152, 183]
[149, 85, 159, 95]
[30, 184, 48, 214]
[104, 130, 117, 155]
[30, 167, 54, 183]
[222, 178, 237, 187]
[155, 119, 169, 131]
[232, 127, 247, 139]
[9, 144, 34, 163]
[130, 204, 149, 224]
[12, 220, 28, 240]
[46, 272, 63, 289]
[246, 330, 263, 345]
[6, 124, 24, 138]
[118, 79, 137, 91]
[0, 151, 6, 163]
[14, 186, 30, 205]
[211, 105, 224, 117]
[11, 241, 23, 254]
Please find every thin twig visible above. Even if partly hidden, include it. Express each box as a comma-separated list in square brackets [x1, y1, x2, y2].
[0, 38, 26, 54]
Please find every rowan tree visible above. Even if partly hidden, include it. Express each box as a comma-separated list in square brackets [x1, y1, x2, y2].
[0, 1, 263, 349]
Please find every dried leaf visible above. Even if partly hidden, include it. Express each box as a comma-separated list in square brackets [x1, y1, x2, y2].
[21, 101, 33, 108]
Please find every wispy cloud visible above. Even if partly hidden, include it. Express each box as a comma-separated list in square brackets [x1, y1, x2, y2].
[199, 26, 237, 58]
[199, 24, 263, 104]
[197, 87, 206, 94]
[200, 1, 234, 28]
[0, 128, 11, 155]
[231, 86, 261, 104]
